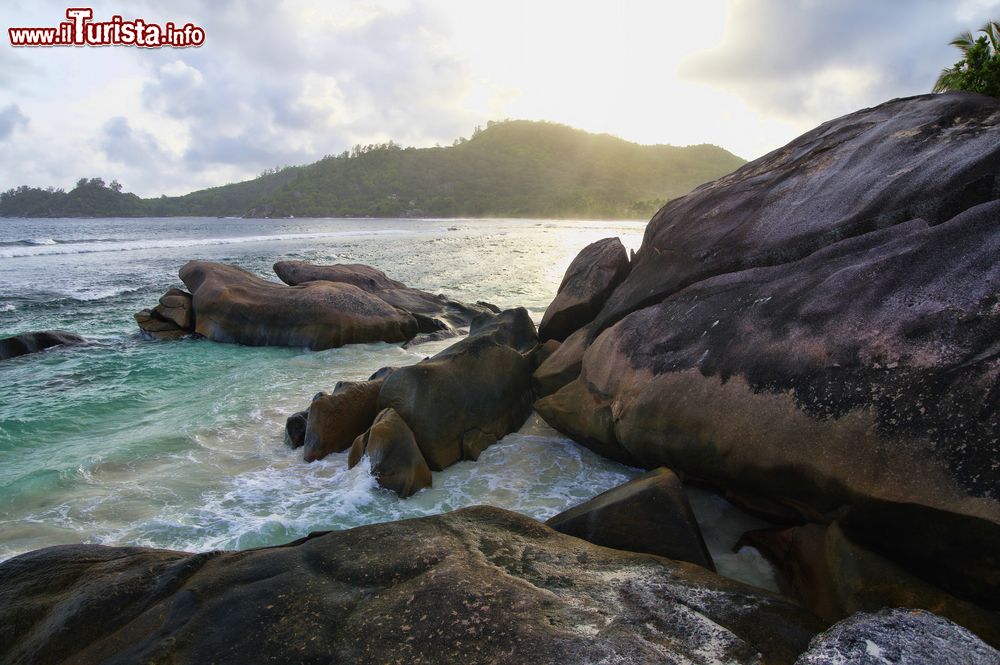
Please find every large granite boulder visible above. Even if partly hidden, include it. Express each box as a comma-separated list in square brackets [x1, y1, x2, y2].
[546, 467, 715, 570]
[538, 237, 629, 342]
[796, 609, 999, 665]
[302, 380, 383, 462]
[0, 330, 85, 360]
[535, 94, 1000, 607]
[274, 260, 495, 333]
[348, 407, 432, 498]
[377, 308, 537, 470]
[177, 261, 418, 349]
[0, 506, 821, 664]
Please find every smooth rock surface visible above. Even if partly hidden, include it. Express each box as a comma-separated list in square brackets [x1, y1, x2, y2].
[539, 237, 629, 342]
[546, 467, 715, 570]
[378, 308, 537, 470]
[0, 506, 821, 665]
[303, 380, 383, 462]
[0, 330, 86, 360]
[348, 407, 432, 498]
[536, 95, 1000, 603]
[274, 260, 495, 333]
[795, 608, 999, 665]
[178, 261, 418, 349]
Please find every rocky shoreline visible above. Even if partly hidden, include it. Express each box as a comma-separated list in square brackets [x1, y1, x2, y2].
[2, 92, 999, 663]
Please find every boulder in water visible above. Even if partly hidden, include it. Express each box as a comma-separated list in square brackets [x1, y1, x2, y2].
[0, 330, 86, 360]
[302, 380, 383, 462]
[348, 407, 432, 498]
[377, 308, 537, 470]
[177, 261, 418, 349]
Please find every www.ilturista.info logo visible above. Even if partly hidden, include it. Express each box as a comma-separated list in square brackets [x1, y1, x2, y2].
[8, 8, 205, 48]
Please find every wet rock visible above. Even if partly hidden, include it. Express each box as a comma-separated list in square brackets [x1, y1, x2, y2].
[539, 237, 629, 342]
[378, 308, 537, 470]
[0, 330, 86, 360]
[546, 468, 714, 570]
[0, 506, 821, 665]
[283, 410, 308, 449]
[535, 94, 1000, 602]
[348, 408, 431, 498]
[303, 380, 383, 462]
[795, 608, 999, 664]
[177, 261, 417, 349]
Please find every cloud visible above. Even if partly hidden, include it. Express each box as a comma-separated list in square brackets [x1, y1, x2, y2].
[0, 104, 29, 141]
[136, 0, 476, 176]
[680, 0, 1000, 127]
[99, 116, 169, 166]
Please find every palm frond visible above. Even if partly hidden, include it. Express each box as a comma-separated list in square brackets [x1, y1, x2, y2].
[951, 30, 977, 51]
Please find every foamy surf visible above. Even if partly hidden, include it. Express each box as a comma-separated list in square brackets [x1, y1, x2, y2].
[0, 229, 412, 258]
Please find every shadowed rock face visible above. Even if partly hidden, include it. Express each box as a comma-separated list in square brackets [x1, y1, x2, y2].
[178, 261, 418, 349]
[0, 330, 86, 360]
[795, 609, 999, 665]
[0, 506, 821, 665]
[274, 260, 496, 333]
[546, 468, 715, 571]
[740, 522, 1000, 647]
[535, 95, 1000, 608]
[378, 308, 537, 470]
[539, 237, 630, 342]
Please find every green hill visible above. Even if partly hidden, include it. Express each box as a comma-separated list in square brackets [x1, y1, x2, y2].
[0, 120, 745, 219]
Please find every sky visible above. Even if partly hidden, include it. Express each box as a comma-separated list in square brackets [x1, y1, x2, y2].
[1, 0, 998, 197]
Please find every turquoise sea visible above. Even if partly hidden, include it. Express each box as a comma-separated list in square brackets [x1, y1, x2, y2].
[0, 216, 777, 588]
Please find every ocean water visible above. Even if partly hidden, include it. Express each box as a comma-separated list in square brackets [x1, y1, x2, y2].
[0, 216, 777, 589]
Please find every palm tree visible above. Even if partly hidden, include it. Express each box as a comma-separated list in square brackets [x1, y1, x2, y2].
[933, 20, 1000, 94]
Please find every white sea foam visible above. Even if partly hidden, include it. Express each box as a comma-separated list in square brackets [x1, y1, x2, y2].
[0, 303, 14, 312]
[0, 229, 410, 259]
[26, 238, 58, 245]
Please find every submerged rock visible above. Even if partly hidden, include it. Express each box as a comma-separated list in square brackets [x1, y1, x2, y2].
[348, 407, 432, 498]
[0, 506, 820, 664]
[302, 380, 383, 462]
[795, 608, 999, 665]
[0, 330, 86, 360]
[535, 93, 1000, 606]
[546, 467, 715, 571]
[538, 237, 629, 342]
[177, 260, 418, 349]
[378, 308, 537, 470]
